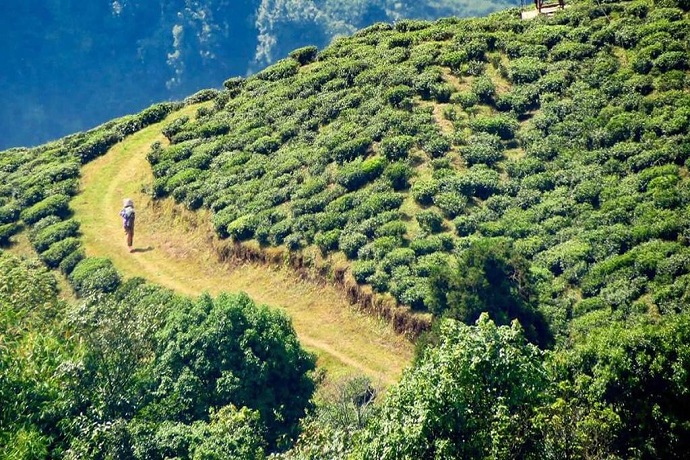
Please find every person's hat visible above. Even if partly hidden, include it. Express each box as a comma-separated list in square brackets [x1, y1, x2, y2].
[123, 198, 134, 207]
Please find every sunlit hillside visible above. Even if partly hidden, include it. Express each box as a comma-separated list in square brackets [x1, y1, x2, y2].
[1, 0, 690, 458]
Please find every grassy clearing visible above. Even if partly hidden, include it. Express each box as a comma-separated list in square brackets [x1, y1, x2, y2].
[71, 105, 414, 385]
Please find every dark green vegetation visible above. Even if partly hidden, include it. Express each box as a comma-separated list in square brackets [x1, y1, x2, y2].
[0, 0, 519, 149]
[0, 251, 315, 458]
[284, 312, 690, 459]
[2, 0, 690, 458]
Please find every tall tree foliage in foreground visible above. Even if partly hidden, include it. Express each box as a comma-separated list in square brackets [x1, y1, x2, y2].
[353, 314, 547, 459]
[540, 313, 690, 460]
[280, 375, 379, 460]
[0, 252, 70, 458]
[0, 259, 316, 458]
[60, 288, 316, 457]
[142, 291, 316, 450]
[427, 238, 552, 347]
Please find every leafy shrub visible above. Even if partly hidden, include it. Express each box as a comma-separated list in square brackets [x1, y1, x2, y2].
[167, 169, 201, 195]
[250, 136, 280, 155]
[471, 76, 495, 103]
[59, 248, 85, 275]
[461, 166, 502, 199]
[413, 67, 444, 100]
[385, 85, 414, 109]
[289, 45, 318, 65]
[422, 135, 451, 158]
[367, 269, 390, 292]
[227, 215, 257, 241]
[410, 236, 443, 256]
[0, 222, 21, 245]
[39, 237, 81, 268]
[454, 214, 478, 237]
[380, 135, 415, 160]
[333, 137, 371, 164]
[508, 57, 546, 84]
[30, 219, 80, 252]
[256, 58, 299, 81]
[462, 133, 504, 166]
[375, 220, 407, 239]
[184, 89, 220, 105]
[74, 131, 121, 164]
[284, 233, 303, 250]
[381, 248, 416, 273]
[411, 179, 440, 205]
[434, 192, 467, 218]
[360, 192, 404, 219]
[314, 229, 341, 253]
[269, 219, 293, 246]
[162, 116, 190, 142]
[384, 162, 413, 191]
[336, 157, 384, 191]
[362, 157, 387, 179]
[0, 203, 20, 224]
[550, 42, 596, 61]
[351, 260, 377, 283]
[70, 257, 121, 295]
[654, 51, 687, 71]
[416, 209, 445, 233]
[28, 215, 62, 237]
[413, 251, 449, 277]
[470, 115, 518, 140]
[366, 236, 400, 260]
[18, 186, 45, 208]
[20, 195, 70, 225]
[315, 211, 347, 232]
[451, 91, 479, 110]
[212, 207, 238, 239]
[339, 231, 368, 259]
[223, 76, 246, 92]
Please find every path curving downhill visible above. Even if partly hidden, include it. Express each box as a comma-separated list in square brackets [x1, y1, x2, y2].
[71, 105, 413, 385]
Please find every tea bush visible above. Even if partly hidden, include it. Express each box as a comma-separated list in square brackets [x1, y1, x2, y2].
[70, 257, 121, 295]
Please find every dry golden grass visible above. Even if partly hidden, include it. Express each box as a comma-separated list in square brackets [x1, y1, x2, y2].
[70, 104, 414, 385]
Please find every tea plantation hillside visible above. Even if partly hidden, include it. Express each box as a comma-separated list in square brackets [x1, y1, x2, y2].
[2, 0, 690, 458]
[149, 0, 690, 342]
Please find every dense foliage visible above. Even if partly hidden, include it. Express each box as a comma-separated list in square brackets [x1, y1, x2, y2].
[280, 312, 690, 459]
[0, 253, 315, 458]
[354, 314, 547, 459]
[144, 0, 690, 342]
[427, 237, 552, 347]
[2, 0, 690, 457]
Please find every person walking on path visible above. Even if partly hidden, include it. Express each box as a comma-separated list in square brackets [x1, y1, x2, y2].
[120, 198, 136, 252]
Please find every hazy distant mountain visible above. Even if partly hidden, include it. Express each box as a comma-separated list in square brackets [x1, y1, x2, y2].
[0, 0, 519, 149]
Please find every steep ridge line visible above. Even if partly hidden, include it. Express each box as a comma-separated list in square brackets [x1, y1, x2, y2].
[71, 105, 413, 385]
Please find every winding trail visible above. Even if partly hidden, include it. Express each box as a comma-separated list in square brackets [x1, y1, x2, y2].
[71, 105, 413, 384]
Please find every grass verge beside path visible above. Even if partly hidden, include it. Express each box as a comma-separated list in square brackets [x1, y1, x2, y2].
[71, 104, 413, 384]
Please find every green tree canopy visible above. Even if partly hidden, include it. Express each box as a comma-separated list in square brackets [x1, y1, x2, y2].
[146, 291, 316, 449]
[427, 237, 552, 347]
[353, 314, 547, 459]
[545, 313, 690, 459]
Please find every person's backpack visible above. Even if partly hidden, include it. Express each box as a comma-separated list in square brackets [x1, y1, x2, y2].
[123, 207, 135, 230]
